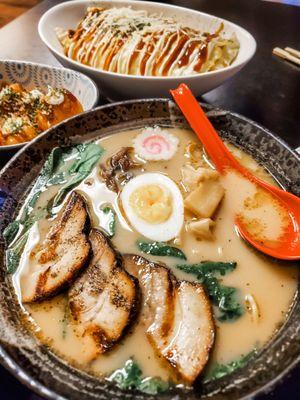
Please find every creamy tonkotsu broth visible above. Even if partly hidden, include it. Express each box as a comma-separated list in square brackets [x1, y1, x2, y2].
[11, 127, 298, 389]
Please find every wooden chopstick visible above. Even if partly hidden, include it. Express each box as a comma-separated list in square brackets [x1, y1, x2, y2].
[285, 47, 300, 59]
[273, 47, 300, 67]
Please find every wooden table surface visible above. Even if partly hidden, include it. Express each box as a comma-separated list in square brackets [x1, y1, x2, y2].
[0, 0, 299, 399]
[0, 0, 40, 27]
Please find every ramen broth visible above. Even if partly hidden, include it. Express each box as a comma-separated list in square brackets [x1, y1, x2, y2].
[13, 128, 298, 383]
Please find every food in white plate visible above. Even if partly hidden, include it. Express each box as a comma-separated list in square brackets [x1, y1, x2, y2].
[7, 127, 298, 393]
[56, 6, 239, 77]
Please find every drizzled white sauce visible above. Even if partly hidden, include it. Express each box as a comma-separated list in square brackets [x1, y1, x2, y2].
[56, 7, 239, 76]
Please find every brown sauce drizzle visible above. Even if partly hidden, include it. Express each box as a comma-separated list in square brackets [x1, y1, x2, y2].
[162, 34, 189, 76]
[128, 38, 146, 75]
[193, 32, 219, 72]
[152, 33, 177, 75]
[81, 31, 103, 65]
[65, 10, 228, 76]
[140, 34, 158, 76]
[193, 43, 208, 72]
[71, 15, 106, 62]
[177, 40, 200, 68]
[103, 39, 123, 71]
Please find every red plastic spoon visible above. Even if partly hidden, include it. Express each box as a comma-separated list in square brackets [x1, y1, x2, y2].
[170, 83, 300, 260]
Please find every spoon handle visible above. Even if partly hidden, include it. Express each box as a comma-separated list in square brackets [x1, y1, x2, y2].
[170, 83, 239, 173]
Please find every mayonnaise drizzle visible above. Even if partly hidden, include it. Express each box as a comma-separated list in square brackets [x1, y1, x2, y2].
[56, 7, 239, 76]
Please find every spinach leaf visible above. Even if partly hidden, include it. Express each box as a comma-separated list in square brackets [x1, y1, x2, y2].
[3, 147, 65, 272]
[138, 377, 169, 395]
[108, 359, 141, 390]
[100, 206, 116, 238]
[108, 359, 169, 395]
[50, 143, 104, 210]
[204, 350, 257, 382]
[137, 240, 187, 260]
[3, 220, 20, 244]
[6, 231, 30, 274]
[4, 208, 47, 274]
[177, 261, 243, 321]
[4, 143, 104, 274]
[3, 147, 64, 247]
[202, 275, 243, 321]
[179, 261, 236, 276]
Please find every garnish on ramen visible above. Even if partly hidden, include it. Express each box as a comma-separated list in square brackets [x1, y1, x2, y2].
[5, 126, 298, 394]
[56, 7, 240, 77]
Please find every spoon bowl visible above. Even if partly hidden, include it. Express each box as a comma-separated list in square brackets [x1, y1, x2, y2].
[171, 83, 300, 260]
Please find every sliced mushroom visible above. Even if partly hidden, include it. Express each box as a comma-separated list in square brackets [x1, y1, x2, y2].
[123, 254, 215, 384]
[100, 147, 141, 192]
[69, 229, 139, 358]
[21, 192, 90, 303]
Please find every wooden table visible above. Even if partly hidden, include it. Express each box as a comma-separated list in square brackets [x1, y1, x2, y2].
[0, 0, 299, 398]
[0, 0, 40, 28]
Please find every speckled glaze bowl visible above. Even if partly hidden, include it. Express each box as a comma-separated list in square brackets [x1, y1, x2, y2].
[0, 59, 99, 151]
[0, 100, 299, 399]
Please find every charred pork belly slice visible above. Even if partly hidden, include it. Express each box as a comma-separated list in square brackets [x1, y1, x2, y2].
[162, 281, 215, 383]
[69, 229, 139, 358]
[123, 254, 174, 336]
[21, 192, 90, 303]
[123, 254, 215, 384]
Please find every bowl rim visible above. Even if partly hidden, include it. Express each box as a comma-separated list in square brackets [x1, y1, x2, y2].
[0, 98, 299, 400]
[38, 0, 257, 81]
[0, 58, 100, 152]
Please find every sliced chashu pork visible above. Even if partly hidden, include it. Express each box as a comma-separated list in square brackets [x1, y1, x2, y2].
[21, 192, 90, 303]
[124, 254, 215, 384]
[68, 229, 139, 358]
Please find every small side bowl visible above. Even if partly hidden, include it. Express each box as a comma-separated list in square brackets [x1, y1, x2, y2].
[0, 60, 99, 151]
[38, 0, 256, 101]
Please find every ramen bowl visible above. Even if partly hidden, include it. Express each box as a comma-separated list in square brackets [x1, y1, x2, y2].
[38, 0, 256, 100]
[0, 99, 299, 399]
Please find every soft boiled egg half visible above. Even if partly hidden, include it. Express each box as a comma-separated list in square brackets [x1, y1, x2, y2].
[120, 172, 184, 242]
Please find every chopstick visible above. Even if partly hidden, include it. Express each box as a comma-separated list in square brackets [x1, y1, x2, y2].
[273, 46, 300, 67]
[285, 47, 300, 59]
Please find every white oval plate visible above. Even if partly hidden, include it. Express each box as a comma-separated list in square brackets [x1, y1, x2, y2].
[39, 0, 256, 100]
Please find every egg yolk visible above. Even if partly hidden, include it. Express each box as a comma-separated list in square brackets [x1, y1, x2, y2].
[129, 184, 173, 224]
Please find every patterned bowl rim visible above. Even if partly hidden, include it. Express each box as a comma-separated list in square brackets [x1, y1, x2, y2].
[0, 59, 100, 152]
[0, 98, 299, 400]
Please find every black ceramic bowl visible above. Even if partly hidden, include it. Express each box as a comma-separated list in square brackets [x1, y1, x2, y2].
[0, 100, 299, 400]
